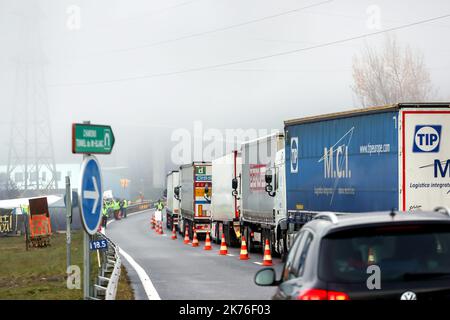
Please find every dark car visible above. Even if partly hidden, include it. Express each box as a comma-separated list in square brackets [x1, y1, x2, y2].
[255, 207, 450, 300]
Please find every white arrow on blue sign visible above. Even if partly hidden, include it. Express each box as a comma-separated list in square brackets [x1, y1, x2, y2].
[79, 156, 103, 235]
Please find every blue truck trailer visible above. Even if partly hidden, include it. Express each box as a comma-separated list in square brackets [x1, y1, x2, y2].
[279, 103, 450, 247]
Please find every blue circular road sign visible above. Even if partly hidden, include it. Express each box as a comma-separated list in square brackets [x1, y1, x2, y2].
[79, 156, 103, 235]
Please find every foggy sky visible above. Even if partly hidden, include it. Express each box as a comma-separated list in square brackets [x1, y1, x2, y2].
[0, 0, 449, 195]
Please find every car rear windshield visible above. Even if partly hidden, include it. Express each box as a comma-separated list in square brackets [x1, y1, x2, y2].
[318, 223, 450, 283]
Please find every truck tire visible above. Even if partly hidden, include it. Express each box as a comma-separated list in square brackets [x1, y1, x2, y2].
[166, 215, 171, 229]
[214, 222, 220, 244]
[218, 222, 223, 244]
[245, 226, 256, 253]
[225, 224, 232, 247]
[187, 221, 193, 240]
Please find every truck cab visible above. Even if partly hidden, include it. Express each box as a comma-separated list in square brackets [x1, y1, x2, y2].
[264, 148, 289, 255]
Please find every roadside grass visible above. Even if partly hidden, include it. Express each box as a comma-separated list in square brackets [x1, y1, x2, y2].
[0, 231, 134, 300]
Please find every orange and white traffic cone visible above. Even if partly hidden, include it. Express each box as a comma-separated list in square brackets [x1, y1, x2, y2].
[219, 233, 228, 255]
[159, 221, 164, 235]
[262, 239, 273, 266]
[171, 224, 177, 240]
[203, 232, 212, 250]
[183, 227, 190, 244]
[151, 215, 155, 229]
[192, 229, 199, 247]
[239, 236, 249, 260]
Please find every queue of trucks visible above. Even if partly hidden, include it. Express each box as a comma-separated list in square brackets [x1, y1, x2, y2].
[165, 103, 450, 257]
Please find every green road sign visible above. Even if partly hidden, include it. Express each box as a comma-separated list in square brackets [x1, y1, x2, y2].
[72, 123, 115, 154]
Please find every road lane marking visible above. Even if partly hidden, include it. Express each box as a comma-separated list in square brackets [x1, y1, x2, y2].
[119, 247, 161, 300]
[105, 209, 160, 300]
[226, 254, 235, 257]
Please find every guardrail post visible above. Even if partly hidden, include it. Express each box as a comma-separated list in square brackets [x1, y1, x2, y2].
[91, 233, 121, 300]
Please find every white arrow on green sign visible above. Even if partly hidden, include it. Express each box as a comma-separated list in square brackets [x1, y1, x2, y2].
[72, 123, 115, 154]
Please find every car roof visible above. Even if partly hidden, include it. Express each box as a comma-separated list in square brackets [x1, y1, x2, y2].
[304, 210, 450, 237]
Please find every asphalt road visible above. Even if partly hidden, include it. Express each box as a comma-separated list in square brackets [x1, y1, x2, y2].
[106, 209, 283, 300]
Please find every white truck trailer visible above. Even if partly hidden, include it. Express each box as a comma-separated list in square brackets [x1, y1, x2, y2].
[236, 132, 287, 256]
[210, 150, 242, 246]
[176, 162, 212, 240]
[165, 170, 180, 230]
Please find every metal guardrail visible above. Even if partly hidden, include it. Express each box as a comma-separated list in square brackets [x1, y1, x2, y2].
[92, 233, 122, 300]
[90, 201, 154, 300]
[125, 201, 153, 214]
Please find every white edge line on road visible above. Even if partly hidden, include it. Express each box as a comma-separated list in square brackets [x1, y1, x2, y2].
[105, 209, 161, 300]
[118, 247, 161, 300]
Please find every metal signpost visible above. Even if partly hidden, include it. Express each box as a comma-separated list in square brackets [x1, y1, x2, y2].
[79, 155, 103, 299]
[73, 121, 114, 300]
[65, 176, 72, 270]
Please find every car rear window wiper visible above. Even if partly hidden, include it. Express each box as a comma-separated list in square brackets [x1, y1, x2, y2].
[402, 272, 450, 280]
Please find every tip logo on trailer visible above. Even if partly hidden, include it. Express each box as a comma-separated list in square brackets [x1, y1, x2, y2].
[413, 125, 441, 153]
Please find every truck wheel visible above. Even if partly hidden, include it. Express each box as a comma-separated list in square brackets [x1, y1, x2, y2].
[217, 223, 221, 243]
[214, 222, 220, 244]
[179, 219, 184, 235]
[225, 224, 232, 247]
[245, 226, 255, 253]
[188, 221, 193, 240]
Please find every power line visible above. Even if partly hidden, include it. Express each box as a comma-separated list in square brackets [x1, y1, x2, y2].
[111, 0, 202, 24]
[58, 0, 335, 61]
[50, 13, 450, 87]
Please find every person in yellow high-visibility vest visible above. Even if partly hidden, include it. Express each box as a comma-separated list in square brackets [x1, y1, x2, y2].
[113, 199, 121, 220]
[102, 201, 109, 229]
[122, 199, 128, 218]
[21, 204, 29, 215]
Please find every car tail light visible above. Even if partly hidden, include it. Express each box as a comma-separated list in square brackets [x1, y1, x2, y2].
[297, 289, 350, 300]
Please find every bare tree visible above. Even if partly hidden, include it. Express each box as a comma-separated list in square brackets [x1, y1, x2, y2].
[352, 35, 438, 107]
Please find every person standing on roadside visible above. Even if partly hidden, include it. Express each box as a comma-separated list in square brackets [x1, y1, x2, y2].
[102, 200, 109, 229]
[113, 199, 121, 220]
[122, 199, 128, 218]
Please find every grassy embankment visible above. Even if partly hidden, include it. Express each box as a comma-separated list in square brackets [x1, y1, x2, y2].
[0, 231, 134, 300]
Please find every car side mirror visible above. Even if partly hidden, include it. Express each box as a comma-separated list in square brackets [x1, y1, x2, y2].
[254, 268, 277, 286]
[232, 178, 238, 190]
